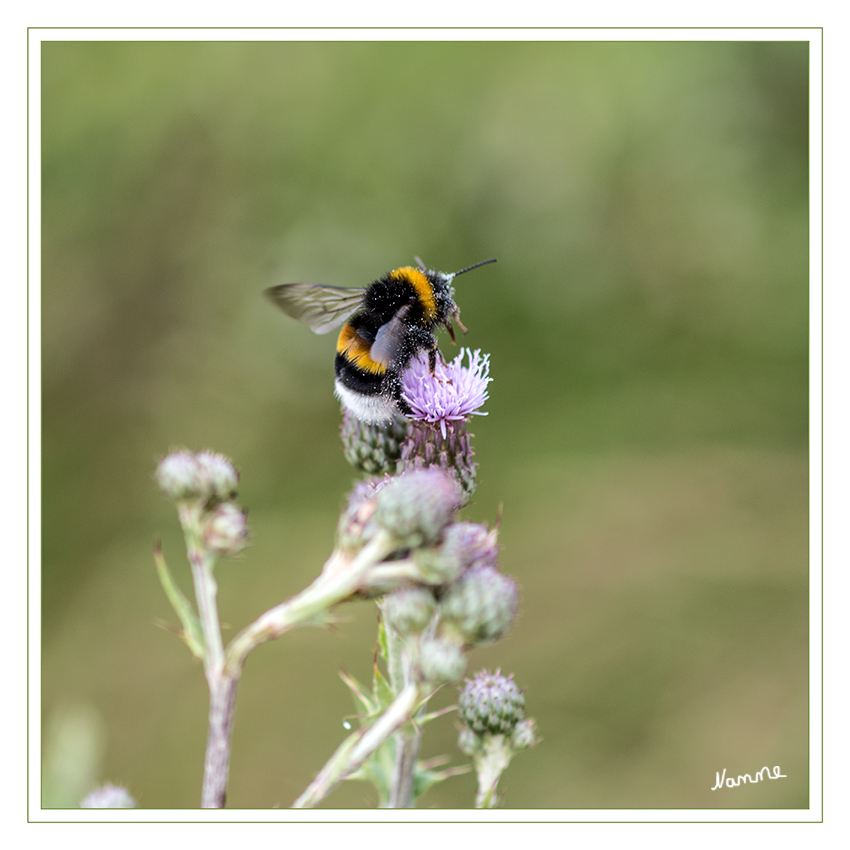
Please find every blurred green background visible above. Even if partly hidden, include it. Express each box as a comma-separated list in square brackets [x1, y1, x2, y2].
[40, 40, 809, 810]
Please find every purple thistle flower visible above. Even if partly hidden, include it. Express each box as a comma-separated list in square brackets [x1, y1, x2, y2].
[401, 348, 492, 439]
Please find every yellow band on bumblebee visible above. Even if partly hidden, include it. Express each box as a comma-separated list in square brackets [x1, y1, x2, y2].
[336, 323, 388, 375]
[390, 266, 437, 322]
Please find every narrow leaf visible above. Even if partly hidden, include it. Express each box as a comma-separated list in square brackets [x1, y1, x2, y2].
[414, 762, 472, 797]
[418, 704, 458, 725]
[339, 668, 378, 717]
[372, 664, 395, 711]
[154, 540, 205, 659]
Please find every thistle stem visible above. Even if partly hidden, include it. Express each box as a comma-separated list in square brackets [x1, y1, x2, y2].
[388, 724, 421, 808]
[473, 735, 512, 808]
[187, 541, 224, 684]
[384, 625, 420, 808]
[225, 532, 396, 675]
[293, 682, 421, 808]
[182, 507, 236, 808]
[200, 674, 240, 808]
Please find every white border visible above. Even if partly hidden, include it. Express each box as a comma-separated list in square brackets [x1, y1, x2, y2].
[26, 26, 824, 826]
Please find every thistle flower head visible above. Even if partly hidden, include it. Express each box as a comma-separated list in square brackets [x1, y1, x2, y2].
[397, 349, 492, 502]
[401, 348, 491, 439]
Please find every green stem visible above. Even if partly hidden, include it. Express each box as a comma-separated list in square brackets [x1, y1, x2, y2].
[189, 549, 224, 684]
[384, 626, 420, 808]
[200, 673, 240, 808]
[180, 504, 235, 808]
[293, 682, 421, 808]
[384, 619, 406, 694]
[225, 532, 396, 675]
[473, 735, 512, 808]
[388, 722, 421, 808]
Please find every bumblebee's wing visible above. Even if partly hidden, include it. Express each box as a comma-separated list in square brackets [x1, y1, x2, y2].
[265, 283, 365, 335]
[369, 305, 411, 368]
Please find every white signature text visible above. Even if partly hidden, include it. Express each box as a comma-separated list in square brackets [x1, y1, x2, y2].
[711, 766, 787, 790]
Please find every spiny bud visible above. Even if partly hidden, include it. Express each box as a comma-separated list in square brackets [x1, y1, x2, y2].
[155, 450, 239, 503]
[341, 411, 409, 475]
[80, 783, 136, 808]
[374, 469, 463, 549]
[336, 479, 382, 551]
[155, 450, 206, 500]
[459, 670, 526, 737]
[418, 636, 468, 684]
[202, 501, 249, 557]
[196, 451, 239, 501]
[439, 564, 518, 646]
[457, 725, 483, 756]
[381, 585, 437, 635]
[413, 522, 498, 585]
[511, 717, 539, 751]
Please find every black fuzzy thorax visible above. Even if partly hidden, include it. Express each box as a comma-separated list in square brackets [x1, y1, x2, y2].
[334, 270, 455, 406]
[359, 272, 454, 327]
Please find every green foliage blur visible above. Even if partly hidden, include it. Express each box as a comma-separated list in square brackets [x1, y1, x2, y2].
[40, 40, 809, 810]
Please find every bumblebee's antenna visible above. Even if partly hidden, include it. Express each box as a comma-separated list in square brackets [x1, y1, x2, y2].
[451, 257, 497, 278]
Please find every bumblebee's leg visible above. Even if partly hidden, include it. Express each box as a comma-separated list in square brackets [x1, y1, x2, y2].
[427, 344, 452, 383]
[386, 369, 412, 415]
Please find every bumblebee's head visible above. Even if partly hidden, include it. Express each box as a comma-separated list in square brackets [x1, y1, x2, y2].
[415, 257, 497, 339]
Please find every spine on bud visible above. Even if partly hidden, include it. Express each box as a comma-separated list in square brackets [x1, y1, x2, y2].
[341, 412, 409, 475]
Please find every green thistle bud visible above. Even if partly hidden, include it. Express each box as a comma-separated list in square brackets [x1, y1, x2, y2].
[374, 469, 463, 549]
[418, 637, 468, 684]
[341, 410, 409, 475]
[202, 501, 249, 557]
[439, 565, 518, 646]
[457, 725, 483, 756]
[510, 717, 539, 751]
[381, 585, 437, 635]
[459, 670, 526, 737]
[413, 522, 498, 585]
[80, 783, 136, 808]
[336, 479, 382, 551]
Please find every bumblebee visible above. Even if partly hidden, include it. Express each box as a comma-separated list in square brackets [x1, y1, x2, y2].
[265, 257, 496, 424]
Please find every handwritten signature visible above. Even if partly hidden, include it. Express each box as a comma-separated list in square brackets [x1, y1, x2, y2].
[711, 766, 787, 790]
